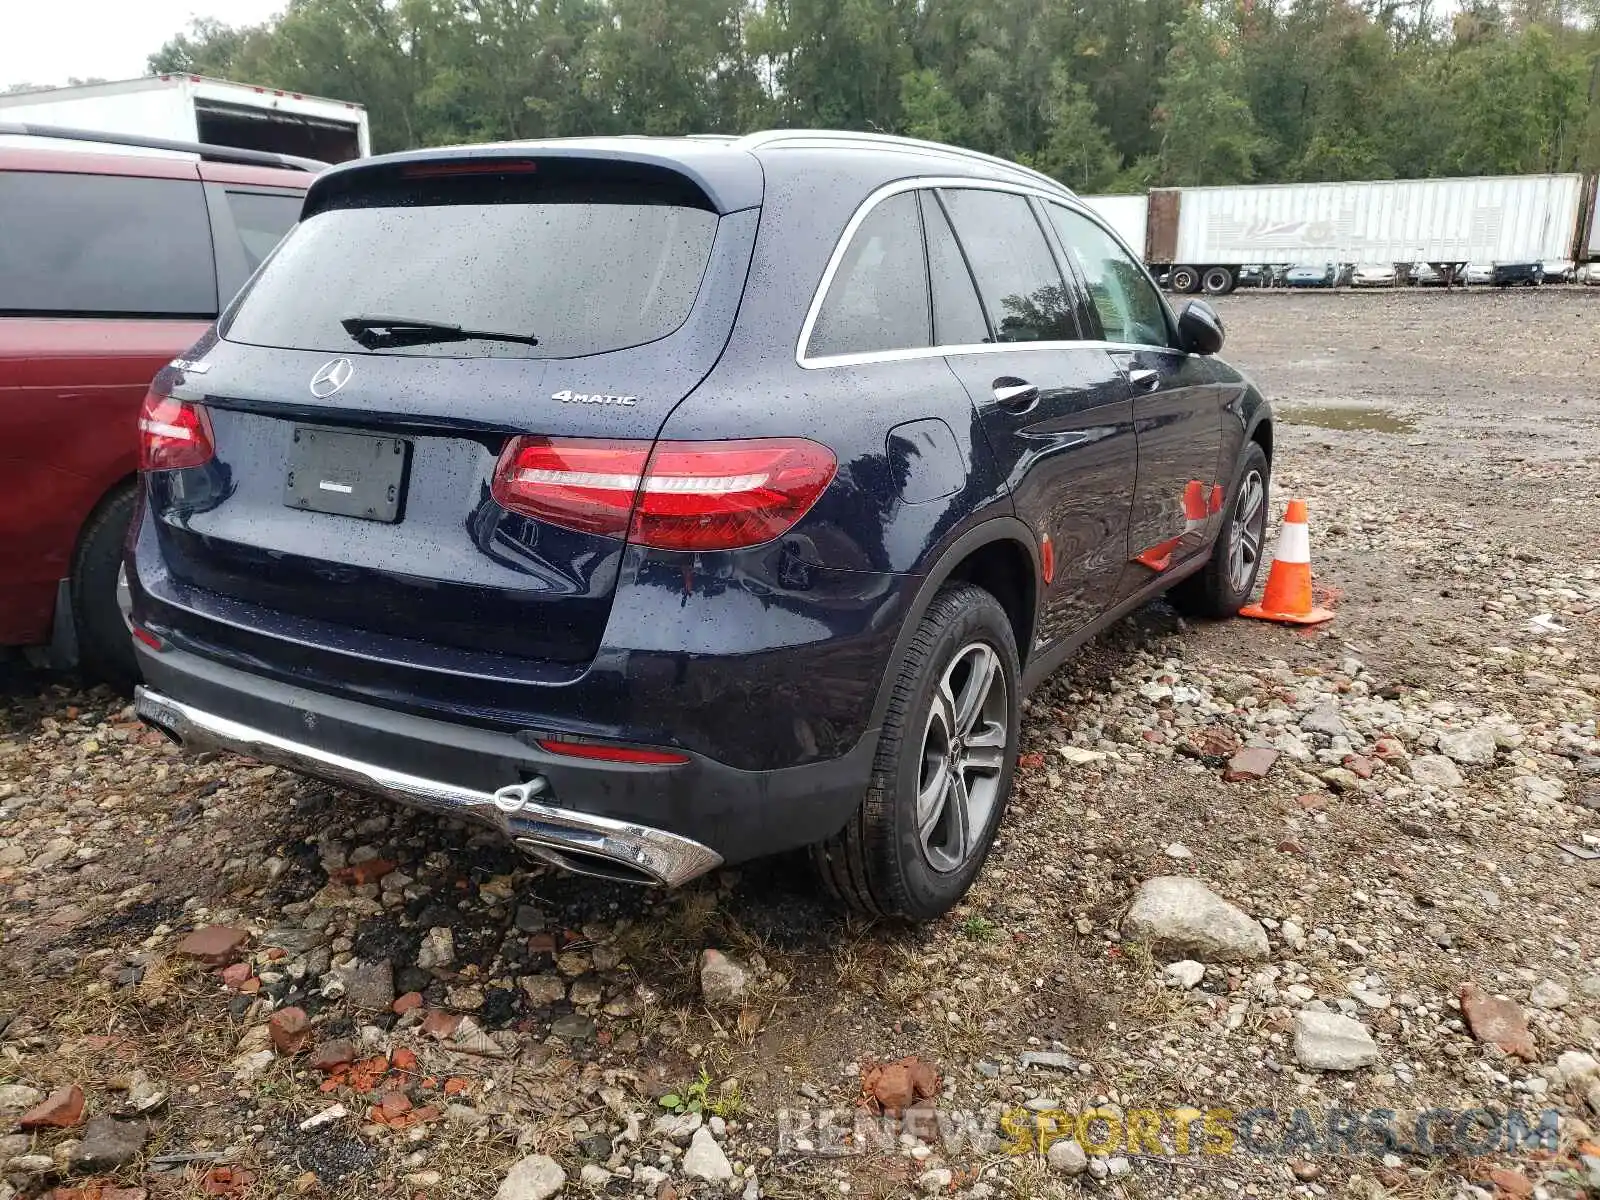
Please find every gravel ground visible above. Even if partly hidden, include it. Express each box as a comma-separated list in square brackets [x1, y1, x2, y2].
[2, 288, 1598, 1200]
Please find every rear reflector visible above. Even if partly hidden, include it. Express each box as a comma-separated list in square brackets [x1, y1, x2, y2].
[536, 738, 690, 766]
[138, 391, 215, 471]
[492, 437, 836, 552]
[132, 626, 163, 652]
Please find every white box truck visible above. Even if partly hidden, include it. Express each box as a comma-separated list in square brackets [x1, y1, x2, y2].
[1087, 174, 1595, 295]
[0, 74, 369, 163]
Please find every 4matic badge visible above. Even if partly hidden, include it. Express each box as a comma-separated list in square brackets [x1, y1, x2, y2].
[552, 389, 638, 407]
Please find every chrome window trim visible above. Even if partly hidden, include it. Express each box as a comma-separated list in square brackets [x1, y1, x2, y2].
[796, 176, 1144, 370]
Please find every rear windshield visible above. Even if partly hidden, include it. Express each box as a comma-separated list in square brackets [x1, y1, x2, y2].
[223, 194, 719, 359]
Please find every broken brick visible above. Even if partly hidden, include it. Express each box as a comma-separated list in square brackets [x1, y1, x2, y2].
[1342, 755, 1377, 779]
[392, 991, 425, 1015]
[1488, 1167, 1534, 1197]
[1223, 746, 1279, 782]
[176, 925, 250, 966]
[334, 858, 397, 886]
[269, 1007, 313, 1055]
[391, 1048, 417, 1072]
[310, 1040, 357, 1074]
[220, 962, 253, 989]
[379, 1093, 413, 1119]
[421, 1011, 462, 1040]
[1460, 984, 1538, 1061]
[20, 1084, 86, 1129]
[1294, 793, 1328, 812]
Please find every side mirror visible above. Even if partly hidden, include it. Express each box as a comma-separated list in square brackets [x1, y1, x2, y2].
[1178, 299, 1224, 355]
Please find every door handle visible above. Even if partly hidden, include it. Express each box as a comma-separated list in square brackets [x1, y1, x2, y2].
[991, 378, 1039, 410]
[1128, 368, 1161, 392]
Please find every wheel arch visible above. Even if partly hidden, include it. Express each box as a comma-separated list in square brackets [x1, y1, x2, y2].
[865, 519, 1040, 737]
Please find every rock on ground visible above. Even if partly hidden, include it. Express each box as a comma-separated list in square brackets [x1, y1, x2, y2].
[1164, 960, 1206, 989]
[1409, 755, 1464, 788]
[1047, 1138, 1088, 1174]
[1437, 726, 1497, 764]
[1294, 1011, 1380, 1071]
[66, 1116, 148, 1171]
[683, 1127, 734, 1182]
[699, 948, 753, 1008]
[494, 1153, 566, 1200]
[1121, 876, 1269, 963]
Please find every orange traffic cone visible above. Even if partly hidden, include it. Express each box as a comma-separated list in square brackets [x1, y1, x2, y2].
[1239, 499, 1334, 626]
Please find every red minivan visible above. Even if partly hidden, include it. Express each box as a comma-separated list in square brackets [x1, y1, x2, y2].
[0, 130, 312, 680]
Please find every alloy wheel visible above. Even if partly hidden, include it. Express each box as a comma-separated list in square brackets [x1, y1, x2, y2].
[915, 642, 1009, 873]
[1229, 469, 1266, 594]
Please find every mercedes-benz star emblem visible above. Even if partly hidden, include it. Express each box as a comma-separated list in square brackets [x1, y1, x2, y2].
[309, 358, 354, 398]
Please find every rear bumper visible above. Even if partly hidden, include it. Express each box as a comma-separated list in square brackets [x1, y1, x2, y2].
[133, 639, 875, 877]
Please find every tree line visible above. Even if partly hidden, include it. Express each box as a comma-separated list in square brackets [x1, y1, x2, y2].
[144, 0, 1600, 192]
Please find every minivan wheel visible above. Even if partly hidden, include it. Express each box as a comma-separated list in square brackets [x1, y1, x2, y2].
[813, 583, 1020, 920]
[71, 484, 139, 686]
[1167, 441, 1271, 619]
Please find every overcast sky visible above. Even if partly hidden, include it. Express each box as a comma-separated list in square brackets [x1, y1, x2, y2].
[2, 0, 287, 91]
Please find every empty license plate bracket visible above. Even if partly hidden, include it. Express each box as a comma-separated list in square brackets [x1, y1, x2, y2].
[284, 426, 410, 523]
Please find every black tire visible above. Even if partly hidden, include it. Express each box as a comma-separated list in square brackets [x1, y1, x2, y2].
[1169, 266, 1201, 294]
[71, 484, 138, 686]
[1168, 441, 1271, 619]
[812, 584, 1020, 921]
[1201, 266, 1235, 296]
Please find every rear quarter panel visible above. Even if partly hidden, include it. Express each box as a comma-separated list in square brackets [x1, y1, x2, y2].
[0, 317, 206, 643]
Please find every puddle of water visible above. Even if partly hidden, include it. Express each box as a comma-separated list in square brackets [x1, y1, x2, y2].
[1277, 404, 1417, 433]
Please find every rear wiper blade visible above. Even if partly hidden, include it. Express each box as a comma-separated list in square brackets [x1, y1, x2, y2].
[340, 315, 540, 350]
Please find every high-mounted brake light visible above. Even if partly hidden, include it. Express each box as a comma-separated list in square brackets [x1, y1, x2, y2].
[401, 160, 539, 178]
[491, 437, 837, 552]
[138, 391, 215, 471]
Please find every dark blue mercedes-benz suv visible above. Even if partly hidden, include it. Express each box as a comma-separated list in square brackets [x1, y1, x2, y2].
[127, 131, 1272, 920]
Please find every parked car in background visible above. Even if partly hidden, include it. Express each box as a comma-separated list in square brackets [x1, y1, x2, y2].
[1492, 261, 1544, 287]
[1539, 259, 1574, 283]
[1285, 264, 1337, 288]
[1579, 261, 1600, 285]
[1351, 263, 1399, 288]
[1463, 263, 1494, 285]
[0, 126, 312, 679]
[1408, 262, 1444, 286]
[126, 131, 1274, 920]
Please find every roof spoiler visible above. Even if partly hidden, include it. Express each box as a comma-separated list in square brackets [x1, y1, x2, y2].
[0, 122, 327, 172]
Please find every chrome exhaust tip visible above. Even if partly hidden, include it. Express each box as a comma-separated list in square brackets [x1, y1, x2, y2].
[132, 687, 724, 888]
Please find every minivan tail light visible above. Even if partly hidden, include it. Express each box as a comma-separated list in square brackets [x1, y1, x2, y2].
[138, 392, 215, 471]
[492, 437, 836, 551]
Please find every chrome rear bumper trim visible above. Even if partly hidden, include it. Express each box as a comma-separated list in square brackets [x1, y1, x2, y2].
[134, 686, 722, 888]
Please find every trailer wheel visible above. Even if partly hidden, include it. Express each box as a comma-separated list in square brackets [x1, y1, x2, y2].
[1201, 267, 1236, 296]
[1169, 266, 1201, 294]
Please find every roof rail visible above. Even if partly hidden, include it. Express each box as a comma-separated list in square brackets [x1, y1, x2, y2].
[736, 129, 1070, 195]
[0, 122, 326, 172]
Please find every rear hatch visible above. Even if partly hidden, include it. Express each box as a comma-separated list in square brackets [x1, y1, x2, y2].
[147, 151, 760, 668]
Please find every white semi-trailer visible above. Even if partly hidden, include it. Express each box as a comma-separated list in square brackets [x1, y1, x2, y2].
[0, 75, 369, 163]
[1085, 173, 1596, 294]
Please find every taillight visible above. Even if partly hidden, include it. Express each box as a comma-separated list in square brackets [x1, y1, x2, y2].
[491, 437, 836, 552]
[138, 391, 215, 471]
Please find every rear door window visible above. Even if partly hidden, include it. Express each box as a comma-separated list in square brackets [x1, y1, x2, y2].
[939, 189, 1078, 343]
[225, 184, 720, 359]
[223, 189, 302, 273]
[0, 171, 217, 316]
[920, 191, 990, 347]
[806, 191, 931, 360]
